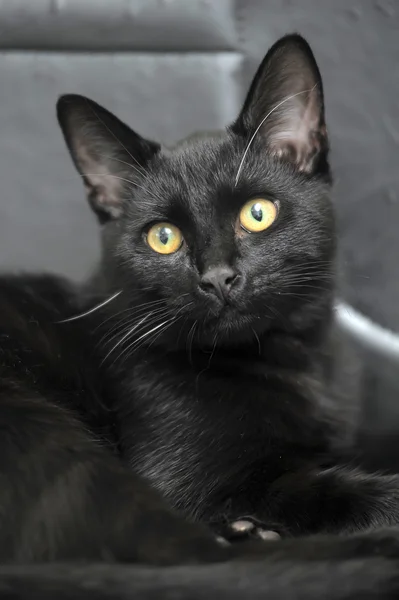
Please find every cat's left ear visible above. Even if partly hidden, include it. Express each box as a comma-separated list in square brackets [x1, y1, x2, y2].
[232, 34, 328, 176]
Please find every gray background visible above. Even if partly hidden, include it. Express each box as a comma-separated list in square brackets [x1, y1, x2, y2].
[1, 0, 399, 439]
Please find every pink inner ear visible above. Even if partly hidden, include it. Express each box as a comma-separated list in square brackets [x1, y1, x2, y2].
[77, 142, 124, 213]
[267, 88, 324, 173]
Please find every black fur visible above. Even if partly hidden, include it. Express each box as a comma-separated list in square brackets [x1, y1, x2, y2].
[1, 34, 399, 598]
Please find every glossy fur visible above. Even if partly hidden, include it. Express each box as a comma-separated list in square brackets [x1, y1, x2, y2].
[1, 34, 399, 598]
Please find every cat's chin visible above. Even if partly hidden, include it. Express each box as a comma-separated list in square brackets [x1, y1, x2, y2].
[200, 308, 268, 346]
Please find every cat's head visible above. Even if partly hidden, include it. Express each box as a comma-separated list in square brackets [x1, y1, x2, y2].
[57, 34, 335, 349]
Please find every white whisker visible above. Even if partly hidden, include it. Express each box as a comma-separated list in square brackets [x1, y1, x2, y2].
[101, 313, 150, 365]
[186, 320, 197, 366]
[93, 299, 166, 335]
[100, 306, 170, 348]
[117, 318, 172, 359]
[118, 302, 192, 362]
[130, 315, 184, 358]
[207, 334, 218, 369]
[252, 327, 261, 356]
[56, 290, 122, 323]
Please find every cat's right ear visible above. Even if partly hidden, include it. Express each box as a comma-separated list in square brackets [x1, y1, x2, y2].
[57, 95, 160, 223]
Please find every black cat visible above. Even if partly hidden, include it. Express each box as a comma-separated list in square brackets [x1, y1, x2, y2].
[1, 33, 399, 599]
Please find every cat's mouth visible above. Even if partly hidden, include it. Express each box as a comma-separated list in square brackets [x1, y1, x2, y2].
[202, 304, 263, 335]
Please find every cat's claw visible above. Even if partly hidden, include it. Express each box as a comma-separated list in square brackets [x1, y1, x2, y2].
[228, 518, 281, 542]
[256, 528, 281, 541]
[216, 535, 231, 546]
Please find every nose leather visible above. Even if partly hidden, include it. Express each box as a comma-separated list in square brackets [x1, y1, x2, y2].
[200, 266, 238, 302]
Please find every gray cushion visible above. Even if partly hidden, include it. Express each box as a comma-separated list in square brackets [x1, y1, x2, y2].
[0, 0, 238, 51]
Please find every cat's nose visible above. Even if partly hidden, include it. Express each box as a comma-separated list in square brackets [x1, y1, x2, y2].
[200, 266, 238, 303]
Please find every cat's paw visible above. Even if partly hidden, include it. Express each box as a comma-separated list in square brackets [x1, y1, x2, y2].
[225, 517, 281, 543]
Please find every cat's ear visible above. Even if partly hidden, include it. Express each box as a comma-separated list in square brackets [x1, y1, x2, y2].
[57, 95, 160, 222]
[232, 34, 328, 175]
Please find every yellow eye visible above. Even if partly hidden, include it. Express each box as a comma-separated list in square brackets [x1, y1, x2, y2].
[146, 222, 183, 254]
[239, 199, 277, 233]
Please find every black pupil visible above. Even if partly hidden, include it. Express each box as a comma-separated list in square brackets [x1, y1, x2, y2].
[159, 227, 170, 245]
[251, 204, 263, 222]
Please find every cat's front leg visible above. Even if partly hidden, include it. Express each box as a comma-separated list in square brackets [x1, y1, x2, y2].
[258, 464, 399, 536]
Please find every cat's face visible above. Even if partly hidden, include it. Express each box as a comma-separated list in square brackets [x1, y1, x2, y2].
[58, 35, 335, 348]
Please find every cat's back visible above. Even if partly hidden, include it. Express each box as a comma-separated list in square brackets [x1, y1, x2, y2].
[0, 274, 108, 432]
[0, 273, 80, 371]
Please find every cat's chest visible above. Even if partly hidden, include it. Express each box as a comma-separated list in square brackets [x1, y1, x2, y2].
[115, 354, 330, 516]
